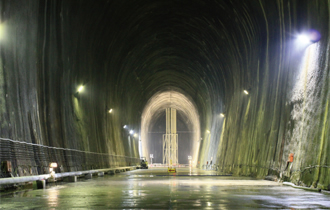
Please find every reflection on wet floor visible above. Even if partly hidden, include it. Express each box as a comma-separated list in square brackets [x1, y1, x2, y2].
[0, 167, 330, 209]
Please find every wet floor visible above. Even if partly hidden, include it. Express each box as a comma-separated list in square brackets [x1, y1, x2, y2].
[1, 167, 330, 209]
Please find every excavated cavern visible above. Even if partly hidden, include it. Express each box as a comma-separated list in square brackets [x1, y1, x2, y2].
[0, 0, 329, 191]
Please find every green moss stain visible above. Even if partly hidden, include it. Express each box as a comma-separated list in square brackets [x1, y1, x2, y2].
[0, 57, 7, 127]
[73, 97, 89, 151]
[297, 47, 312, 169]
[313, 99, 328, 187]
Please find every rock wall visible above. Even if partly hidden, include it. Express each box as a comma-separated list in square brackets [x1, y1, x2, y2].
[0, 0, 329, 191]
[0, 1, 140, 178]
[213, 1, 330, 190]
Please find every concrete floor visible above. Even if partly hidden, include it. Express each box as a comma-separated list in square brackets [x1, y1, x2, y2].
[0, 167, 330, 209]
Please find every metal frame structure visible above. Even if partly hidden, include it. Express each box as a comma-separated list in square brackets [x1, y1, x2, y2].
[163, 108, 178, 166]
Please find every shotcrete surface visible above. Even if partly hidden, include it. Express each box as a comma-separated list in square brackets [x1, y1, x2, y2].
[0, 168, 329, 209]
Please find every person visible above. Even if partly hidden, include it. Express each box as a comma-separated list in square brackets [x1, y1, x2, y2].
[284, 153, 294, 171]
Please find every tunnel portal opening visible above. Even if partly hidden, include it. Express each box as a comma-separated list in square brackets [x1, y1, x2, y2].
[147, 110, 194, 165]
[141, 90, 200, 166]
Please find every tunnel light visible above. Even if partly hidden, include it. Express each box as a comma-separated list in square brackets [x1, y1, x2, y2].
[0, 24, 4, 40]
[50, 162, 58, 168]
[244, 90, 249, 95]
[220, 113, 225, 117]
[296, 30, 321, 47]
[108, 109, 113, 113]
[297, 34, 311, 45]
[134, 133, 138, 138]
[123, 125, 127, 129]
[129, 130, 134, 135]
[77, 85, 84, 92]
[206, 130, 210, 134]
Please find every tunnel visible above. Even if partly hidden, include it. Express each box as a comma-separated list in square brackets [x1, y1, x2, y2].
[0, 0, 330, 208]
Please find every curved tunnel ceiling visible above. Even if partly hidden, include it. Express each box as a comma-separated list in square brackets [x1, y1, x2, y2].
[66, 0, 272, 118]
[141, 90, 200, 164]
[0, 0, 328, 190]
[56, 0, 320, 163]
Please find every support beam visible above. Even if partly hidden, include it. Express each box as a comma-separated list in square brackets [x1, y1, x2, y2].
[163, 108, 178, 166]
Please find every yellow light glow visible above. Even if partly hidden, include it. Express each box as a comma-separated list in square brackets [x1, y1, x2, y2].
[220, 113, 225, 117]
[77, 85, 84, 92]
[206, 130, 210, 134]
[50, 162, 58, 168]
[0, 24, 4, 40]
[244, 90, 249, 95]
[109, 109, 113, 113]
[134, 133, 138, 138]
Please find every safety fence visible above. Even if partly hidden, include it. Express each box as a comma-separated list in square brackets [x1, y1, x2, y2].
[0, 137, 140, 178]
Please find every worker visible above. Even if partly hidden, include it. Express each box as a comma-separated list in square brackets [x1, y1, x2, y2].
[284, 153, 294, 171]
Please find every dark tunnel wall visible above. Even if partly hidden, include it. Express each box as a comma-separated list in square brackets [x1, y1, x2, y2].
[0, 0, 329, 190]
[215, 1, 330, 190]
[0, 0, 141, 177]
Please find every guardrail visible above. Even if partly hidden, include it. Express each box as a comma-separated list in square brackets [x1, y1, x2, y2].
[149, 164, 192, 168]
[0, 166, 135, 186]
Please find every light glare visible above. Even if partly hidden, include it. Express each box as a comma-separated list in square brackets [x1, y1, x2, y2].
[123, 125, 127, 128]
[220, 113, 225, 117]
[0, 24, 4, 40]
[297, 34, 311, 45]
[129, 130, 134, 134]
[50, 162, 58, 168]
[206, 130, 210, 134]
[109, 109, 113, 113]
[244, 90, 249, 95]
[77, 85, 84, 92]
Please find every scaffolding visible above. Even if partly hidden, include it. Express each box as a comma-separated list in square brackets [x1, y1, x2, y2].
[163, 108, 178, 166]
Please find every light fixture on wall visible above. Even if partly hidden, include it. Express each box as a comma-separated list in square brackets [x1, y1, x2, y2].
[50, 162, 58, 168]
[0, 23, 5, 40]
[108, 109, 113, 113]
[297, 34, 311, 45]
[123, 125, 127, 129]
[220, 113, 225, 117]
[129, 130, 134, 135]
[77, 85, 84, 92]
[74, 85, 84, 98]
[206, 130, 210, 134]
[244, 90, 249, 95]
[297, 29, 321, 45]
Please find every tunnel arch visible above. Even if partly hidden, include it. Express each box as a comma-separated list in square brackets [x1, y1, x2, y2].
[141, 90, 200, 165]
